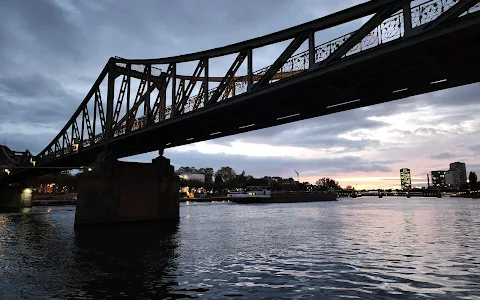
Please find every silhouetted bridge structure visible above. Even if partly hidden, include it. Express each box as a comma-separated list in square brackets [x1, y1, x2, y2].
[1, 0, 479, 224]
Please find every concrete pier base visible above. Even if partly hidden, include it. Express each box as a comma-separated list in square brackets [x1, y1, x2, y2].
[74, 156, 179, 227]
[0, 184, 33, 212]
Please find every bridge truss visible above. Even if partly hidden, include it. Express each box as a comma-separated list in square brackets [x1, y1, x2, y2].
[4, 0, 480, 173]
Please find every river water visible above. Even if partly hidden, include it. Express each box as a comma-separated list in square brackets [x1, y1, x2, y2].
[1, 197, 479, 299]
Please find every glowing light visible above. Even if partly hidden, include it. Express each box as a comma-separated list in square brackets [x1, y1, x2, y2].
[4, 169, 10, 175]
[392, 88, 408, 93]
[430, 79, 447, 84]
[239, 124, 255, 129]
[277, 113, 300, 121]
[88, 168, 92, 172]
[326, 99, 360, 109]
[71, 140, 79, 152]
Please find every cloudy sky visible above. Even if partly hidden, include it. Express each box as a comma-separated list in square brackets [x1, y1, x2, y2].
[0, 0, 479, 189]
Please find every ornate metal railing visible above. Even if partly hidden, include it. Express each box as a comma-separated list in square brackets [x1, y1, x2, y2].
[32, 0, 479, 166]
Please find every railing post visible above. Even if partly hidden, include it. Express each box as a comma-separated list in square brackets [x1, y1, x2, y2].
[93, 92, 97, 140]
[145, 65, 151, 122]
[403, 1, 413, 37]
[105, 61, 115, 140]
[247, 48, 253, 91]
[171, 63, 176, 116]
[203, 58, 209, 105]
[126, 63, 131, 131]
[80, 110, 85, 149]
[308, 30, 316, 69]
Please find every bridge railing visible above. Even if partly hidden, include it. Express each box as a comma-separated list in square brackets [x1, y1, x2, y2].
[32, 0, 479, 166]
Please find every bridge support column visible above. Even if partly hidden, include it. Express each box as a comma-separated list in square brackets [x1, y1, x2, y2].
[74, 155, 179, 227]
[0, 183, 33, 212]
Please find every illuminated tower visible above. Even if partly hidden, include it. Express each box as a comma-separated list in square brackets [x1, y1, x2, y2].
[400, 168, 411, 190]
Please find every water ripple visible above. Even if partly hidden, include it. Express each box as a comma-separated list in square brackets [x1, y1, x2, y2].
[0, 198, 479, 299]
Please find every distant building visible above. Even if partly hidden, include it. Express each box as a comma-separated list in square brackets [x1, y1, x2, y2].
[400, 168, 411, 190]
[431, 170, 447, 188]
[445, 169, 460, 189]
[178, 173, 205, 182]
[449, 162, 467, 187]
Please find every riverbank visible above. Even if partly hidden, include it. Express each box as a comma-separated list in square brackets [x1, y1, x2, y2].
[181, 197, 230, 202]
[32, 193, 77, 206]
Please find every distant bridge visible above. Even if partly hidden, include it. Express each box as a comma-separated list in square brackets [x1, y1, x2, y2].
[2, 0, 480, 184]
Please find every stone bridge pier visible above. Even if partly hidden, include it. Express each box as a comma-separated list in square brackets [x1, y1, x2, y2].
[75, 151, 180, 228]
[0, 182, 33, 212]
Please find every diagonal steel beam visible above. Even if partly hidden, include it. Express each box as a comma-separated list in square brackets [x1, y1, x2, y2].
[123, 84, 156, 132]
[72, 119, 80, 141]
[113, 74, 128, 124]
[175, 79, 186, 113]
[95, 89, 106, 135]
[207, 50, 248, 106]
[252, 33, 309, 91]
[151, 66, 171, 118]
[83, 106, 93, 144]
[319, 1, 404, 66]
[176, 60, 205, 114]
[422, 0, 479, 31]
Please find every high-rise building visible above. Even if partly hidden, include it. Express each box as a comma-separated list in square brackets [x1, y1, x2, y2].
[400, 168, 411, 190]
[445, 169, 460, 189]
[449, 162, 467, 187]
[431, 170, 447, 188]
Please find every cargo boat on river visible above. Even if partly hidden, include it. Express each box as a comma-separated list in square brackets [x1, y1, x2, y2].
[227, 186, 337, 203]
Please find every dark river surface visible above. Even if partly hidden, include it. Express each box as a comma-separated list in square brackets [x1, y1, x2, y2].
[1, 197, 479, 299]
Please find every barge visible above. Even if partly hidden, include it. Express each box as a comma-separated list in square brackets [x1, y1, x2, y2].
[227, 186, 337, 204]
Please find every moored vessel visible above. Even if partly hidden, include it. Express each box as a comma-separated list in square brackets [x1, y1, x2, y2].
[227, 186, 337, 204]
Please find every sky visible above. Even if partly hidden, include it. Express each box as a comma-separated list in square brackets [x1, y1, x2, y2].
[0, 0, 479, 189]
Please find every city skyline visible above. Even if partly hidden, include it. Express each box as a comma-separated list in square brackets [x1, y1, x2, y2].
[0, 0, 479, 190]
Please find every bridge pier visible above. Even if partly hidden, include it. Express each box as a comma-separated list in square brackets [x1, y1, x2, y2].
[74, 155, 179, 227]
[0, 183, 33, 212]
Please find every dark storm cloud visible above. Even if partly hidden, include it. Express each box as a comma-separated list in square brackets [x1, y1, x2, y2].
[0, 0, 86, 69]
[0, 73, 70, 99]
[0, 72, 78, 126]
[1, 132, 56, 154]
[430, 152, 455, 160]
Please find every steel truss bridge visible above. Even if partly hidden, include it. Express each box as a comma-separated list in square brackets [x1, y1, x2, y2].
[2, 0, 480, 183]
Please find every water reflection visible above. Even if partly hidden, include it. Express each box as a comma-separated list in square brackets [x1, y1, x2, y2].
[69, 221, 181, 299]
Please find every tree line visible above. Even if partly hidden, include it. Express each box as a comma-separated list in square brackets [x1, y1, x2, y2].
[176, 166, 341, 191]
[469, 171, 478, 190]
